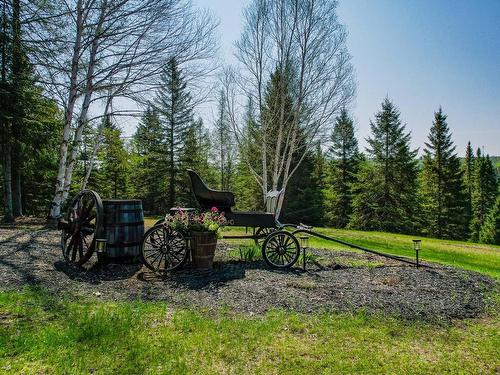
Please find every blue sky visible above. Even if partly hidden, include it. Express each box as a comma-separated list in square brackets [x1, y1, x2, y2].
[194, 0, 500, 155]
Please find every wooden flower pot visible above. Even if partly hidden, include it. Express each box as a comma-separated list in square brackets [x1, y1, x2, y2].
[190, 231, 217, 270]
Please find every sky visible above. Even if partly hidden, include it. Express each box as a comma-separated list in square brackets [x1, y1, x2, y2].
[192, 0, 500, 156]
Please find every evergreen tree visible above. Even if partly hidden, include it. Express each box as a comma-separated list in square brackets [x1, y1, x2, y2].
[90, 119, 130, 199]
[282, 144, 325, 225]
[479, 194, 500, 245]
[178, 118, 217, 205]
[154, 58, 193, 208]
[349, 98, 419, 233]
[462, 141, 475, 233]
[325, 109, 360, 228]
[470, 150, 498, 241]
[419, 108, 467, 239]
[131, 107, 168, 213]
[213, 90, 236, 190]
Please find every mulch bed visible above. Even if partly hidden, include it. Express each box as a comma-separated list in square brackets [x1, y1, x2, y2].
[0, 225, 496, 322]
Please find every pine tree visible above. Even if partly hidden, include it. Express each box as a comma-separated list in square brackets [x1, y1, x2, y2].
[131, 107, 168, 213]
[154, 58, 194, 208]
[349, 98, 419, 233]
[479, 194, 500, 245]
[91, 119, 130, 199]
[419, 108, 467, 239]
[325, 109, 360, 228]
[462, 141, 475, 233]
[469, 150, 499, 241]
[213, 90, 236, 190]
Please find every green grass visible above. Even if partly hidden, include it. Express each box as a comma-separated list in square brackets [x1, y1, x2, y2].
[1, 287, 499, 374]
[221, 226, 500, 279]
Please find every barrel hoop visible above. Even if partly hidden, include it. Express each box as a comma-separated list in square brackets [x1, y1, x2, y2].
[104, 208, 143, 214]
[106, 241, 143, 248]
[103, 221, 144, 227]
[102, 200, 143, 204]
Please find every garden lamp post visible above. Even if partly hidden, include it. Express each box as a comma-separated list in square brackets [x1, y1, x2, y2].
[413, 240, 421, 268]
[299, 235, 309, 271]
[96, 238, 107, 254]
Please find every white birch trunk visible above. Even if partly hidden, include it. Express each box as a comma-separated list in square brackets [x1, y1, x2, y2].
[49, 0, 84, 219]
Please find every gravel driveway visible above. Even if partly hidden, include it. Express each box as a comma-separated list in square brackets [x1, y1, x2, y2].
[0, 224, 496, 322]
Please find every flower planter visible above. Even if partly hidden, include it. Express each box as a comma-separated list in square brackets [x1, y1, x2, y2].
[190, 231, 218, 270]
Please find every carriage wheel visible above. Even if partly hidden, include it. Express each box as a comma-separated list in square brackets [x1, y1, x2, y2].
[59, 190, 103, 266]
[254, 227, 276, 246]
[141, 224, 189, 273]
[262, 231, 300, 268]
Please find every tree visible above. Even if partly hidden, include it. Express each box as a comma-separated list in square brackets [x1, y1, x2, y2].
[462, 141, 475, 233]
[325, 109, 360, 228]
[419, 108, 467, 239]
[154, 58, 194, 208]
[469, 150, 498, 241]
[131, 107, 168, 214]
[213, 90, 236, 190]
[349, 98, 419, 233]
[479, 194, 500, 245]
[224, 0, 355, 216]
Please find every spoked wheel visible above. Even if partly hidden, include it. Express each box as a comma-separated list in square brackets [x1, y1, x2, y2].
[58, 190, 103, 266]
[262, 231, 300, 268]
[254, 227, 276, 246]
[141, 224, 189, 273]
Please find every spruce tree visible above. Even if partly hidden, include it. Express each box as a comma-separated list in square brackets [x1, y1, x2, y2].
[479, 194, 500, 245]
[349, 98, 419, 233]
[214, 90, 236, 190]
[469, 150, 498, 241]
[131, 107, 168, 213]
[462, 141, 475, 233]
[419, 108, 467, 239]
[325, 109, 360, 228]
[154, 58, 193, 208]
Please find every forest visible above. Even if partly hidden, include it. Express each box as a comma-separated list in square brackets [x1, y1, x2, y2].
[0, 0, 499, 245]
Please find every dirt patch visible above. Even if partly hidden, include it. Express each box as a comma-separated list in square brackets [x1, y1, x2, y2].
[0, 226, 496, 322]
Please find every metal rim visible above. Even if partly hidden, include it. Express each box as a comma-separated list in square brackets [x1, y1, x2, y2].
[262, 231, 300, 268]
[141, 224, 189, 273]
[60, 190, 103, 266]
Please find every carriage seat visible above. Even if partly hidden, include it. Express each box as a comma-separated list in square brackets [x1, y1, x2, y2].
[187, 169, 276, 228]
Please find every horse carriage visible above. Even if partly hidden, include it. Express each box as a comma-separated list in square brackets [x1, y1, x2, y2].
[58, 169, 420, 272]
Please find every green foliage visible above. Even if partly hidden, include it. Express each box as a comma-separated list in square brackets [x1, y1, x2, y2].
[324, 109, 360, 228]
[349, 98, 419, 233]
[418, 108, 467, 239]
[469, 150, 498, 241]
[462, 141, 475, 226]
[130, 107, 168, 213]
[91, 120, 131, 199]
[237, 244, 261, 261]
[479, 194, 500, 245]
[154, 58, 195, 208]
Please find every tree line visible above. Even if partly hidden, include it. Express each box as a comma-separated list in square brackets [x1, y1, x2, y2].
[0, 0, 498, 245]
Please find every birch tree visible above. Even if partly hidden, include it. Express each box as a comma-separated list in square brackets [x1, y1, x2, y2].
[40, 0, 217, 219]
[223, 0, 354, 217]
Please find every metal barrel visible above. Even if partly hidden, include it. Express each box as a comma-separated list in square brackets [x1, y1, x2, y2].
[102, 199, 144, 261]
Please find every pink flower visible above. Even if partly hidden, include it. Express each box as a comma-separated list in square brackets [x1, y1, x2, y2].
[211, 207, 218, 213]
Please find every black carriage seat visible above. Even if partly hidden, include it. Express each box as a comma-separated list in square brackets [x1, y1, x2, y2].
[186, 169, 276, 228]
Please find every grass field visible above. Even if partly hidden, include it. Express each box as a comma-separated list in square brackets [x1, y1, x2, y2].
[1, 222, 499, 374]
[221, 226, 500, 279]
[0, 288, 499, 374]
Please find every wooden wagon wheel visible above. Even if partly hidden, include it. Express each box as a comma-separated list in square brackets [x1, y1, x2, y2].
[254, 227, 276, 246]
[141, 224, 189, 273]
[262, 231, 300, 268]
[58, 190, 104, 266]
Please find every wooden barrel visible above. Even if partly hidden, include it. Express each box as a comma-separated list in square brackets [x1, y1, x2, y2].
[190, 231, 218, 270]
[102, 199, 144, 262]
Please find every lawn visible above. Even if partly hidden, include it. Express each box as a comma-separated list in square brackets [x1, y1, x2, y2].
[0, 288, 498, 374]
[1, 222, 499, 374]
[221, 226, 500, 279]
